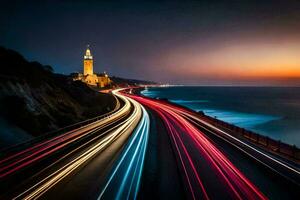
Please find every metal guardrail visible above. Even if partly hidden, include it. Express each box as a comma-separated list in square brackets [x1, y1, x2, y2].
[199, 113, 300, 161]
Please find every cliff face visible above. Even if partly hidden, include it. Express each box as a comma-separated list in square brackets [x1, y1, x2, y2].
[0, 47, 116, 147]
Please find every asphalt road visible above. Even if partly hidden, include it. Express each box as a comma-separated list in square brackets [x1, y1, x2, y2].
[185, 113, 300, 199]
[138, 109, 186, 199]
[1, 89, 299, 200]
[0, 89, 150, 200]
[130, 93, 300, 200]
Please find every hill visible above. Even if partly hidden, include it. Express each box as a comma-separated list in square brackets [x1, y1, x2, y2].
[0, 46, 116, 147]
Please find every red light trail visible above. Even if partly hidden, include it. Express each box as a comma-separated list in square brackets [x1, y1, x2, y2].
[126, 93, 268, 200]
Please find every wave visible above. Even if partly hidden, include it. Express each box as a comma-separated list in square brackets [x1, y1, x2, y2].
[140, 90, 159, 97]
[197, 109, 281, 128]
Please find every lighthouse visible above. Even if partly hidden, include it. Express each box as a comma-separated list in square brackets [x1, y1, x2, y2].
[72, 45, 111, 87]
[83, 45, 93, 75]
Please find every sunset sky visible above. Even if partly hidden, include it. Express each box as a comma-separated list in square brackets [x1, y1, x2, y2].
[1, 0, 300, 85]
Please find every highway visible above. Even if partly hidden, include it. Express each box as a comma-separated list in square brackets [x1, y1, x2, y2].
[0, 89, 150, 199]
[126, 92, 300, 200]
[0, 88, 299, 199]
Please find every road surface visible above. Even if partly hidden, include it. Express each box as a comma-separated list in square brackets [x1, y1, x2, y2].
[127, 91, 300, 200]
[0, 88, 299, 200]
[0, 90, 150, 199]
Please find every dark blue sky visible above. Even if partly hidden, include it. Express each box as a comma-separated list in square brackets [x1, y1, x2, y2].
[1, 0, 300, 85]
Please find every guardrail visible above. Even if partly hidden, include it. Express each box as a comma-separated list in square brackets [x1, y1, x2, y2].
[197, 113, 300, 161]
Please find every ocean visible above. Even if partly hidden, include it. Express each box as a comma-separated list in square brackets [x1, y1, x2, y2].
[141, 86, 300, 147]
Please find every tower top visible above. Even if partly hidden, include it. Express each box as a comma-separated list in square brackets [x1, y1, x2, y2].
[84, 45, 93, 60]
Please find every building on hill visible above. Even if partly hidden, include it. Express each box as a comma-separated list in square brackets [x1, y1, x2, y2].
[72, 45, 111, 87]
[83, 46, 93, 76]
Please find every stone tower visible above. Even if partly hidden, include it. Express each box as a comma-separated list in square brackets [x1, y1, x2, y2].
[83, 45, 93, 75]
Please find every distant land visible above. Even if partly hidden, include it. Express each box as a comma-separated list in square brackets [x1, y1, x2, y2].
[0, 46, 153, 148]
[110, 76, 156, 86]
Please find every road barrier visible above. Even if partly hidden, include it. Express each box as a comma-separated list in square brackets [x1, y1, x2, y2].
[197, 112, 300, 162]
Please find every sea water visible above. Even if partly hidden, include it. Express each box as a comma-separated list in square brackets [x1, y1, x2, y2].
[141, 86, 300, 147]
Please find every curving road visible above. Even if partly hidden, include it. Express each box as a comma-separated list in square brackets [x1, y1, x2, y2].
[1, 88, 299, 200]
[126, 91, 300, 200]
[0, 89, 150, 200]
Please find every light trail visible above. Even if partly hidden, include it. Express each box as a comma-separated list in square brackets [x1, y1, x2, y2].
[0, 95, 120, 165]
[155, 96, 300, 182]
[180, 111, 300, 176]
[0, 94, 128, 178]
[11, 89, 149, 200]
[139, 91, 300, 178]
[128, 93, 268, 200]
[157, 109, 209, 200]
[98, 104, 149, 200]
[4, 86, 291, 199]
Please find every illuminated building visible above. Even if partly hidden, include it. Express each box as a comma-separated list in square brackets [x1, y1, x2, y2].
[83, 45, 93, 75]
[73, 45, 111, 87]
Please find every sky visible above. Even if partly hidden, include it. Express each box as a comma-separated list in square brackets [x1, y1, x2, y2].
[1, 0, 300, 86]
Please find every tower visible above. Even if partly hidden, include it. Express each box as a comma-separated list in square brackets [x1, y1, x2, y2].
[83, 45, 93, 75]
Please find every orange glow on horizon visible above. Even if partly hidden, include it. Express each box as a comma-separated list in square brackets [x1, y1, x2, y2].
[230, 67, 300, 79]
[165, 39, 300, 82]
